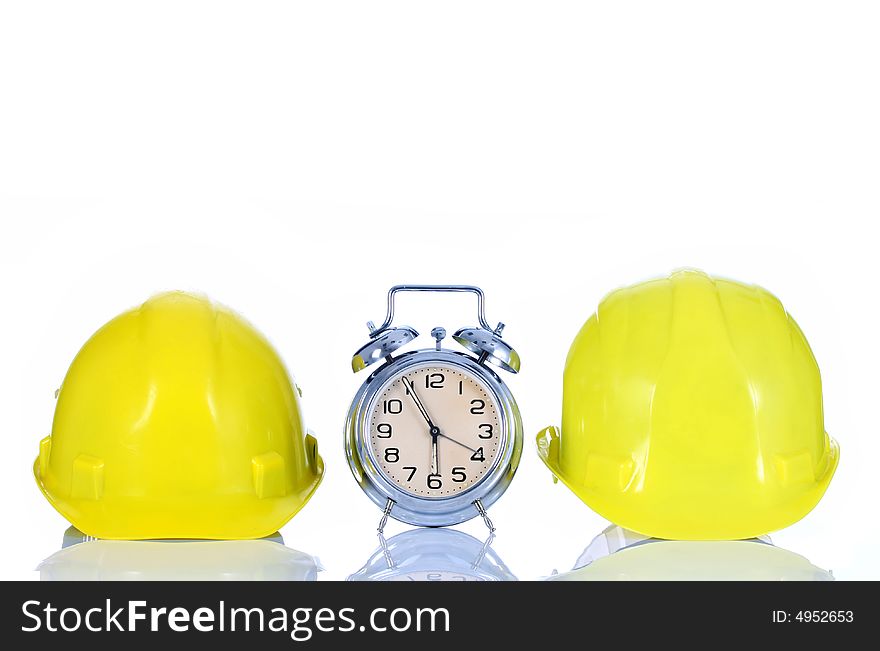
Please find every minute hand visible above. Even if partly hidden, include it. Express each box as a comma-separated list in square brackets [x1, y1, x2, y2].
[401, 376, 436, 429]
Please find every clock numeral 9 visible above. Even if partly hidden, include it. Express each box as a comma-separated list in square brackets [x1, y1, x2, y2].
[376, 423, 392, 438]
[452, 467, 467, 483]
[384, 447, 399, 463]
[425, 373, 445, 389]
[427, 474, 442, 490]
[470, 399, 485, 415]
[478, 423, 493, 439]
[470, 447, 485, 462]
[382, 399, 402, 414]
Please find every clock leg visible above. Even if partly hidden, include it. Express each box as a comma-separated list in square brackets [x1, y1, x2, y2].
[473, 499, 496, 533]
[377, 497, 395, 534]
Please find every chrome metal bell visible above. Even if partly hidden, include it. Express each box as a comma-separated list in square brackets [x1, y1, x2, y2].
[453, 327, 520, 374]
[351, 326, 419, 372]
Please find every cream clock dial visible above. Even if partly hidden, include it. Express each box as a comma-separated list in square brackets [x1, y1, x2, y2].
[367, 365, 502, 498]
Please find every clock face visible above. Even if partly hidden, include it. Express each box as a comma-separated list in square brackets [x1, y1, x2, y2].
[366, 363, 503, 498]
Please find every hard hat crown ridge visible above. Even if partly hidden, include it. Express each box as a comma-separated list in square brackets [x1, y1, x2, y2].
[34, 291, 324, 540]
[538, 269, 838, 540]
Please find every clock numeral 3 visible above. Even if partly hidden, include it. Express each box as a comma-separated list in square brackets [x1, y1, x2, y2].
[470, 399, 485, 414]
[452, 467, 467, 483]
[427, 474, 442, 490]
[383, 399, 402, 414]
[425, 373, 445, 389]
[376, 423, 392, 438]
[470, 447, 485, 462]
[384, 447, 399, 463]
[478, 423, 493, 438]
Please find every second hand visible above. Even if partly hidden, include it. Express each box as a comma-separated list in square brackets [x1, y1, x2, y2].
[438, 433, 478, 454]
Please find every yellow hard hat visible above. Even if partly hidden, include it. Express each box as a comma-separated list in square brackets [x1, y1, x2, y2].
[34, 292, 324, 540]
[537, 270, 838, 540]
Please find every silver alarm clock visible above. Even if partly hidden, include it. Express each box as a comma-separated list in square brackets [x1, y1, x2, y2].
[345, 285, 522, 531]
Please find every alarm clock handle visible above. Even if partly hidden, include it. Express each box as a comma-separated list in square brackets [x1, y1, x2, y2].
[368, 285, 502, 337]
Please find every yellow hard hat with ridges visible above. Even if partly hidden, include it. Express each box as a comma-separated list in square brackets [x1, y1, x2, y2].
[537, 270, 838, 540]
[34, 291, 324, 540]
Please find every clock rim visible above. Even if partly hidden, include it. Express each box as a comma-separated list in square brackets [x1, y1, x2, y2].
[345, 349, 522, 527]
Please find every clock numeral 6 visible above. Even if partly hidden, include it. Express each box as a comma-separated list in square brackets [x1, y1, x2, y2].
[478, 423, 493, 438]
[382, 399, 402, 415]
[384, 447, 399, 463]
[427, 474, 442, 490]
[470, 399, 485, 414]
[452, 467, 467, 483]
[425, 373, 445, 389]
[376, 423, 392, 438]
[470, 447, 485, 462]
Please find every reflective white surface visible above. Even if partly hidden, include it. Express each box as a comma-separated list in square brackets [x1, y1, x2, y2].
[3, 2, 878, 581]
[38, 524, 831, 581]
[39, 527, 320, 581]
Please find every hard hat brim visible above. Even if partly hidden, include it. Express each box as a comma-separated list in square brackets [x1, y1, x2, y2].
[33, 448, 325, 541]
[536, 425, 839, 541]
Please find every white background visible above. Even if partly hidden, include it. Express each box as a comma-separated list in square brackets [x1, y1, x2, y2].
[1, 1, 878, 580]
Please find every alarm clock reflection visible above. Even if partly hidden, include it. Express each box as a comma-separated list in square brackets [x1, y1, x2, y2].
[348, 528, 516, 582]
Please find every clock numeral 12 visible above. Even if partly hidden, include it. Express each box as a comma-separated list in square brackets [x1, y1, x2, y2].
[425, 373, 445, 389]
